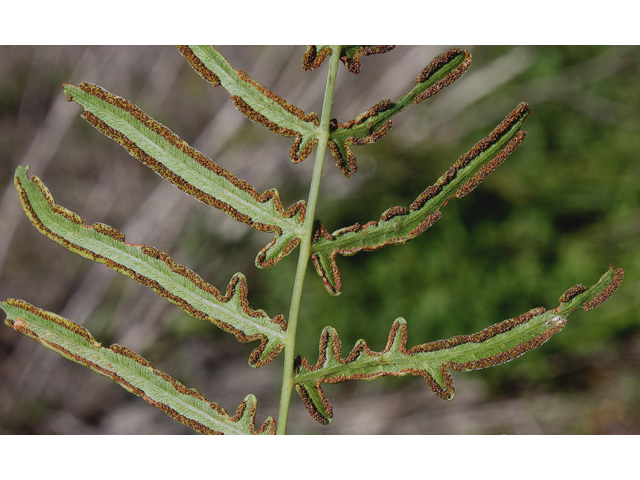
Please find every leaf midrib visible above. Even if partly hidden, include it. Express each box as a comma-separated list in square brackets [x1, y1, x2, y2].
[80, 91, 305, 237]
[18, 310, 248, 435]
[294, 314, 551, 384]
[32, 196, 285, 342]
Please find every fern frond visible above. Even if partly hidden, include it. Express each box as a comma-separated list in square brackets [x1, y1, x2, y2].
[63, 82, 304, 268]
[312, 102, 530, 295]
[13, 166, 286, 366]
[178, 45, 321, 165]
[327, 48, 472, 176]
[0, 299, 275, 435]
[294, 266, 624, 424]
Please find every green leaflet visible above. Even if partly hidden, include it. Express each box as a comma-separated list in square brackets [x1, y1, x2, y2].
[302, 45, 396, 74]
[63, 82, 304, 268]
[14, 166, 286, 367]
[327, 48, 472, 177]
[178, 46, 471, 178]
[178, 45, 321, 165]
[0, 299, 275, 435]
[294, 266, 624, 425]
[312, 102, 530, 295]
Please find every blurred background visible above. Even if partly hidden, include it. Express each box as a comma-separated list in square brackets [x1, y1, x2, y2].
[0, 45, 638, 435]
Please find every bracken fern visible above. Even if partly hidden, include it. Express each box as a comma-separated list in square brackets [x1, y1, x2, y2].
[1, 45, 624, 434]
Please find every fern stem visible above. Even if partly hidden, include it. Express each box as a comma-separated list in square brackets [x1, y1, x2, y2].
[276, 46, 342, 434]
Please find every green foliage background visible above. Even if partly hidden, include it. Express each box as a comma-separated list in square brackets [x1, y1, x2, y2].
[0, 45, 638, 434]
